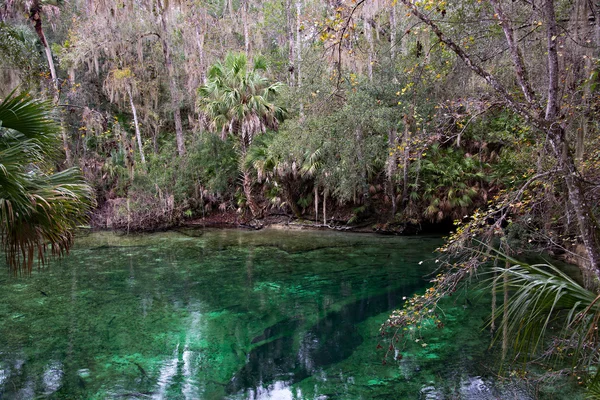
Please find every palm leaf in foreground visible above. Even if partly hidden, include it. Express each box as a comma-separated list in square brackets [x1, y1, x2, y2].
[0, 91, 94, 274]
[492, 254, 600, 386]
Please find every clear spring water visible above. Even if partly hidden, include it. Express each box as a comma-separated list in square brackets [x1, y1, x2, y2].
[0, 228, 584, 399]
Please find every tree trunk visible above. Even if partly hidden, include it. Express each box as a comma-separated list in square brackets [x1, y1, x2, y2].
[286, 0, 296, 85]
[159, 8, 186, 156]
[127, 86, 146, 165]
[550, 126, 600, 284]
[314, 185, 319, 223]
[323, 188, 327, 225]
[283, 180, 301, 218]
[355, 126, 366, 198]
[29, 5, 57, 84]
[576, 118, 586, 163]
[242, 0, 250, 55]
[195, 14, 207, 83]
[543, 0, 600, 283]
[489, 0, 536, 105]
[364, 16, 374, 81]
[295, 1, 302, 87]
[29, 4, 72, 165]
[387, 128, 397, 216]
[390, 3, 397, 61]
[60, 122, 72, 167]
[243, 168, 261, 218]
[401, 115, 411, 207]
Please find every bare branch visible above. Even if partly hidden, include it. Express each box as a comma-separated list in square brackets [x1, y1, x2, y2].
[489, 0, 537, 105]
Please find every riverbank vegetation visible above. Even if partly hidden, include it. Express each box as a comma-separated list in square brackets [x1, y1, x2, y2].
[1, 0, 599, 394]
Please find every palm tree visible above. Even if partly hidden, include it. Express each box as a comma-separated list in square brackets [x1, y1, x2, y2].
[197, 52, 285, 217]
[0, 91, 94, 274]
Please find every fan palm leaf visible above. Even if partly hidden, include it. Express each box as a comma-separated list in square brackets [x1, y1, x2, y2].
[197, 52, 286, 149]
[491, 251, 600, 378]
[0, 91, 94, 274]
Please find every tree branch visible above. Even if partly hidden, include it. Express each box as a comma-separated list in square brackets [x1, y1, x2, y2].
[397, 0, 540, 126]
[489, 0, 537, 105]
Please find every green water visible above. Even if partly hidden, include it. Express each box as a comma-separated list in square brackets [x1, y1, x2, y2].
[0, 229, 583, 399]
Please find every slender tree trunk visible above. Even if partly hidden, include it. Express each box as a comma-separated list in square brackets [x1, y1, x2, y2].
[195, 15, 207, 83]
[127, 86, 146, 165]
[314, 185, 319, 223]
[159, 8, 186, 156]
[153, 124, 160, 154]
[29, 5, 57, 84]
[286, 0, 296, 85]
[242, 0, 250, 55]
[29, 3, 69, 165]
[390, 3, 397, 61]
[401, 115, 411, 207]
[356, 126, 366, 199]
[489, 0, 536, 105]
[387, 128, 397, 216]
[595, 2, 600, 61]
[544, 0, 560, 121]
[364, 16, 374, 82]
[576, 118, 586, 163]
[243, 168, 261, 218]
[295, 1, 302, 87]
[43, 46, 57, 83]
[323, 188, 327, 225]
[60, 122, 72, 166]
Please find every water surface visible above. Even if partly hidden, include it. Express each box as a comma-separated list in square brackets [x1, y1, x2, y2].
[0, 229, 583, 399]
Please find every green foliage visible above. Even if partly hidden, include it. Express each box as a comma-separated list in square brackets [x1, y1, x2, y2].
[101, 147, 130, 197]
[244, 131, 307, 215]
[137, 134, 238, 211]
[198, 52, 286, 148]
[0, 22, 44, 91]
[274, 81, 391, 203]
[410, 143, 487, 222]
[0, 91, 94, 273]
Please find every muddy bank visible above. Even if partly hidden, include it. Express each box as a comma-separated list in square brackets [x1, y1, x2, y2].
[90, 197, 456, 235]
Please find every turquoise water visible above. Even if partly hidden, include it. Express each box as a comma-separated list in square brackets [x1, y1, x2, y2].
[0, 229, 583, 399]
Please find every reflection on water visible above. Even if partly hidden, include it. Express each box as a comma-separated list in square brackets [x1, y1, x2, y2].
[226, 285, 418, 397]
[0, 229, 584, 399]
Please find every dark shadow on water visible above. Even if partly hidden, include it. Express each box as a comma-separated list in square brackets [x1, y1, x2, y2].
[250, 318, 303, 344]
[226, 284, 419, 395]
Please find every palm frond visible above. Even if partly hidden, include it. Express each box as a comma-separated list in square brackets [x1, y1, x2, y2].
[491, 254, 600, 373]
[0, 91, 94, 274]
[0, 90, 58, 150]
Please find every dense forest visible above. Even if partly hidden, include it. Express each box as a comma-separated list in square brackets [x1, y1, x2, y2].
[1, 0, 600, 394]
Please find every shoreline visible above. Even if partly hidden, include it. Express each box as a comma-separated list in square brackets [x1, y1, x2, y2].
[91, 210, 453, 236]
